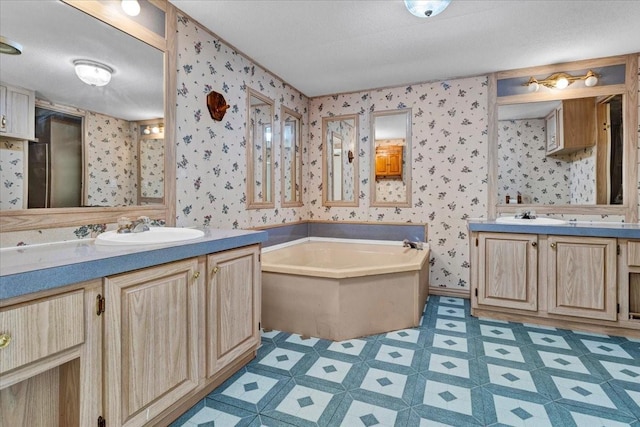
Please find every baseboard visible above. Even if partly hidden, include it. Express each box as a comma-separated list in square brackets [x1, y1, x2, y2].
[429, 286, 470, 299]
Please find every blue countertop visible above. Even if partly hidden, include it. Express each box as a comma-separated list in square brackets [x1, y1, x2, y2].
[0, 228, 268, 300]
[468, 220, 640, 239]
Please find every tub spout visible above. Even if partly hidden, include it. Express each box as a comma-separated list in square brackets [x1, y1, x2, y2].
[403, 239, 423, 250]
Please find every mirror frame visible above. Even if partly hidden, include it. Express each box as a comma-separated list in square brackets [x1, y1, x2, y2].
[246, 88, 275, 209]
[280, 106, 303, 208]
[488, 54, 638, 222]
[322, 114, 359, 207]
[0, 0, 177, 232]
[370, 108, 412, 208]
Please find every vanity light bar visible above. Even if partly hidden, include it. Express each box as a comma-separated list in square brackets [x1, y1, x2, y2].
[524, 70, 599, 92]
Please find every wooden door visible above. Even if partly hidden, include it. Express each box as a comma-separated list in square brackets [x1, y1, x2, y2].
[388, 149, 402, 175]
[104, 259, 200, 427]
[477, 233, 538, 311]
[547, 235, 617, 320]
[206, 246, 260, 377]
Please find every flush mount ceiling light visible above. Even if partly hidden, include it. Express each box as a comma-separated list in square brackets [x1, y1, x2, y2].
[404, 0, 451, 17]
[121, 0, 141, 17]
[0, 36, 22, 55]
[73, 60, 113, 87]
[524, 70, 599, 92]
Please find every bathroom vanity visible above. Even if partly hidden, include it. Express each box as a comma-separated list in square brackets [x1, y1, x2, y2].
[468, 220, 640, 338]
[0, 228, 266, 427]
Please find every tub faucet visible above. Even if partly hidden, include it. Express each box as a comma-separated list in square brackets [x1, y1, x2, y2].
[403, 239, 423, 250]
[117, 216, 150, 233]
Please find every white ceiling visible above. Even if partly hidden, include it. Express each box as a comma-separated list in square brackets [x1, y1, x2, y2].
[169, 0, 640, 98]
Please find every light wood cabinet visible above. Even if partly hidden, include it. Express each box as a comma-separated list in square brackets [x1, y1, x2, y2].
[0, 82, 35, 140]
[0, 281, 102, 427]
[547, 235, 617, 320]
[375, 145, 403, 180]
[206, 246, 261, 377]
[104, 258, 201, 427]
[546, 97, 596, 156]
[476, 233, 538, 311]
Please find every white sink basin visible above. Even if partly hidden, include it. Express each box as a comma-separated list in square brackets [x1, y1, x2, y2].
[496, 217, 567, 225]
[95, 227, 205, 246]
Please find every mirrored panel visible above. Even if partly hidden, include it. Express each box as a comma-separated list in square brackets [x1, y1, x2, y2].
[497, 95, 623, 205]
[138, 120, 165, 204]
[247, 89, 275, 209]
[281, 107, 302, 207]
[0, 1, 165, 211]
[322, 114, 359, 206]
[370, 109, 412, 207]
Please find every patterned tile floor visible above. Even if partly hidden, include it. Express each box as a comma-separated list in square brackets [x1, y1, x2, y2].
[171, 296, 640, 427]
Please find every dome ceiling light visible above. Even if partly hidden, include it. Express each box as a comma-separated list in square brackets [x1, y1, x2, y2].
[404, 0, 452, 18]
[73, 59, 113, 87]
[0, 36, 22, 55]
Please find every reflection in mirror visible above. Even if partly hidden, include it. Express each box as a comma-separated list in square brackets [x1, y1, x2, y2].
[247, 89, 275, 208]
[0, 0, 165, 211]
[497, 95, 623, 205]
[370, 109, 412, 207]
[138, 120, 165, 204]
[322, 115, 359, 206]
[281, 107, 302, 207]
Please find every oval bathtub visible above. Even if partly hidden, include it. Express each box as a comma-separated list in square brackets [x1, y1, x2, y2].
[261, 239, 430, 341]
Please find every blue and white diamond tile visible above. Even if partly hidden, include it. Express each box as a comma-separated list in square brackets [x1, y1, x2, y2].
[360, 367, 409, 399]
[254, 346, 308, 375]
[526, 331, 572, 350]
[371, 343, 417, 368]
[536, 351, 593, 375]
[522, 323, 559, 332]
[482, 393, 564, 427]
[208, 365, 290, 412]
[169, 400, 257, 427]
[262, 380, 344, 427]
[430, 333, 470, 354]
[261, 329, 283, 341]
[412, 375, 484, 425]
[384, 328, 422, 345]
[424, 353, 472, 380]
[554, 401, 640, 427]
[440, 297, 465, 306]
[298, 356, 357, 390]
[328, 393, 411, 427]
[599, 360, 640, 382]
[347, 364, 419, 407]
[477, 317, 509, 325]
[282, 333, 321, 347]
[580, 339, 634, 359]
[325, 338, 370, 359]
[609, 379, 640, 420]
[479, 341, 526, 363]
[434, 318, 467, 335]
[479, 324, 517, 341]
[484, 363, 539, 393]
[437, 306, 466, 319]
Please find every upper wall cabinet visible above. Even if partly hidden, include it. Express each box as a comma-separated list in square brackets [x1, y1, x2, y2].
[489, 54, 638, 222]
[0, 83, 35, 140]
[281, 107, 302, 207]
[247, 89, 275, 209]
[370, 109, 412, 207]
[322, 114, 359, 207]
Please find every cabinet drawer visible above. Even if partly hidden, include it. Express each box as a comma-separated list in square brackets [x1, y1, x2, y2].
[628, 241, 640, 267]
[0, 290, 84, 374]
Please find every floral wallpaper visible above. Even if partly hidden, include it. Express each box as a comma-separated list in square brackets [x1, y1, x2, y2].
[85, 111, 138, 207]
[139, 137, 164, 199]
[0, 139, 25, 210]
[498, 119, 570, 204]
[567, 148, 596, 204]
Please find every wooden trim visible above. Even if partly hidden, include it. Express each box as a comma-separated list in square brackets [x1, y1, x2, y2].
[164, 2, 177, 226]
[246, 88, 276, 210]
[429, 286, 470, 299]
[280, 106, 303, 208]
[496, 84, 626, 105]
[624, 54, 638, 223]
[495, 54, 629, 80]
[487, 73, 497, 220]
[322, 114, 360, 207]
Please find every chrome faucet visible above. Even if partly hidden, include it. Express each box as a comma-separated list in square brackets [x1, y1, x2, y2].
[117, 216, 150, 233]
[515, 210, 536, 220]
[403, 239, 424, 250]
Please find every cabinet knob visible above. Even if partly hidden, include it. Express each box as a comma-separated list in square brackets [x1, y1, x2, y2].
[0, 333, 11, 349]
[211, 266, 219, 275]
[1, 115, 6, 129]
[193, 271, 200, 280]
[531, 242, 537, 247]
[550, 242, 556, 249]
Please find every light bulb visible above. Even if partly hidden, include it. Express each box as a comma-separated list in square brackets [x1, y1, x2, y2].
[528, 81, 539, 92]
[143, 126, 151, 135]
[151, 125, 160, 134]
[584, 73, 598, 87]
[121, 0, 140, 17]
[555, 77, 569, 89]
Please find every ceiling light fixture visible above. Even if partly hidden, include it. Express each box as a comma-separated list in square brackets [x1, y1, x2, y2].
[121, 0, 141, 17]
[0, 36, 22, 55]
[524, 70, 599, 92]
[404, 0, 451, 18]
[73, 60, 113, 87]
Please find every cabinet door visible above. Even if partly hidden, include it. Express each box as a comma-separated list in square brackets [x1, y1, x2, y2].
[547, 236, 617, 320]
[375, 153, 388, 175]
[206, 245, 260, 377]
[0, 85, 7, 133]
[104, 259, 200, 427]
[477, 233, 538, 311]
[0, 84, 35, 140]
[388, 150, 402, 175]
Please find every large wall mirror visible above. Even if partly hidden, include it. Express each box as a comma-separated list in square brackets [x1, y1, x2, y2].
[370, 109, 412, 207]
[281, 107, 302, 207]
[0, 0, 176, 232]
[488, 54, 638, 222]
[322, 114, 359, 207]
[247, 88, 275, 209]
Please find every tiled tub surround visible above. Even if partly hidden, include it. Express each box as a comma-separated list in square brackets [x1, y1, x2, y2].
[261, 238, 430, 341]
[171, 295, 640, 427]
[0, 227, 267, 300]
[468, 220, 640, 339]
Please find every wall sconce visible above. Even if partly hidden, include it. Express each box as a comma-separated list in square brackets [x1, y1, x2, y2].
[207, 90, 230, 122]
[524, 70, 599, 92]
[347, 150, 355, 163]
